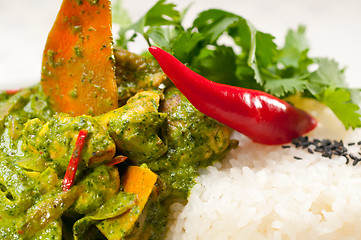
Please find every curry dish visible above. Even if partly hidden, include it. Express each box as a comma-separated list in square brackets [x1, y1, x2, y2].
[0, 47, 233, 239]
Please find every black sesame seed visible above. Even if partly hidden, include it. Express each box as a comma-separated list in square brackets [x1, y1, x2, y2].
[314, 148, 323, 153]
[289, 136, 361, 167]
[294, 156, 302, 160]
[300, 136, 308, 142]
[353, 157, 361, 166]
[282, 145, 291, 149]
[301, 142, 310, 149]
[322, 152, 332, 159]
[349, 154, 358, 161]
[322, 139, 332, 147]
[335, 149, 343, 155]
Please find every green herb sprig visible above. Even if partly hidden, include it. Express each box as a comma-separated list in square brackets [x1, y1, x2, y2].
[113, 0, 361, 129]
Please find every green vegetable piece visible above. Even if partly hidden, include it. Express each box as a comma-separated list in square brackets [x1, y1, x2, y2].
[0, 85, 54, 157]
[67, 165, 121, 215]
[0, 219, 25, 239]
[150, 87, 232, 199]
[32, 220, 62, 240]
[31, 167, 61, 195]
[114, 48, 167, 103]
[73, 191, 136, 240]
[0, 157, 34, 218]
[162, 87, 231, 165]
[22, 114, 116, 173]
[96, 91, 167, 164]
[0, 88, 35, 124]
[20, 185, 83, 239]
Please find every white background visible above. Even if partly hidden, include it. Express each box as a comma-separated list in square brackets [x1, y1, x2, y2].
[0, 0, 360, 90]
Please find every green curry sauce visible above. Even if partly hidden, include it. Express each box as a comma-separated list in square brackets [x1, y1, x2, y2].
[0, 49, 234, 240]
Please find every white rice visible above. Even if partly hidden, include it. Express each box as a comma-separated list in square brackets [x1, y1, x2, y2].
[167, 102, 361, 239]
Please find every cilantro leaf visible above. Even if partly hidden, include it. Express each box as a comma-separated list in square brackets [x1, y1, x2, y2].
[320, 88, 361, 129]
[309, 58, 347, 88]
[229, 19, 279, 85]
[172, 31, 204, 63]
[144, 0, 180, 26]
[193, 9, 239, 43]
[146, 26, 183, 51]
[191, 46, 237, 85]
[255, 31, 277, 68]
[115, 0, 182, 48]
[228, 18, 255, 64]
[349, 88, 361, 106]
[116, 17, 145, 49]
[306, 58, 347, 96]
[264, 77, 308, 97]
[279, 25, 309, 68]
[112, 0, 131, 27]
[234, 61, 260, 90]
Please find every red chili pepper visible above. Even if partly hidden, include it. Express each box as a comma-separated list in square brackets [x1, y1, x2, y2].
[5, 89, 21, 95]
[149, 46, 317, 145]
[106, 155, 127, 167]
[62, 129, 88, 191]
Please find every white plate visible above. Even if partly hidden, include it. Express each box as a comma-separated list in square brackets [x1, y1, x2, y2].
[0, 0, 360, 89]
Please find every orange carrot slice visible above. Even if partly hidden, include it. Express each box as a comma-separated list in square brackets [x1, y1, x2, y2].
[97, 166, 157, 239]
[122, 166, 157, 208]
[41, 0, 118, 116]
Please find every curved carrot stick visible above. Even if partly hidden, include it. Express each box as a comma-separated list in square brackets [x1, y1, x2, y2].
[41, 0, 118, 116]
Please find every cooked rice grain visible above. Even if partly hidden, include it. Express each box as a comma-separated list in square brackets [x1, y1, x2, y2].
[167, 112, 361, 240]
